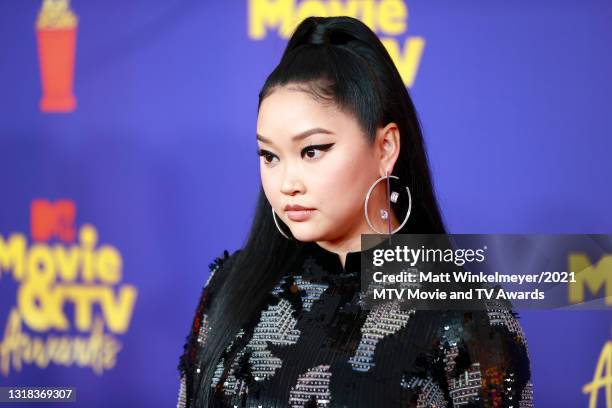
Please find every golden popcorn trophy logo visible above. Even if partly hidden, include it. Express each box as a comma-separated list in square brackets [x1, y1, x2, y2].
[36, 0, 78, 113]
[0, 199, 138, 376]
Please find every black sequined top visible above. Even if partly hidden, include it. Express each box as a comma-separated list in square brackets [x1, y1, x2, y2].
[177, 242, 533, 408]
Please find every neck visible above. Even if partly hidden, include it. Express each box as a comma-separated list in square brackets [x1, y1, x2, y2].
[315, 235, 361, 269]
[316, 211, 401, 269]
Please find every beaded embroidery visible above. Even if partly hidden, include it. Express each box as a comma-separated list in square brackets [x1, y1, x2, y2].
[178, 246, 533, 408]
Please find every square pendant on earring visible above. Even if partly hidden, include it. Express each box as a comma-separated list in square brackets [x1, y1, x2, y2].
[390, 191, 399, 203]
[379, 209, 388, 220]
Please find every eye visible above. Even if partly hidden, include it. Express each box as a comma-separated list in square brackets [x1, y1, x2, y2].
[301, 143, 335, 160]
[257, 149, 279, 165]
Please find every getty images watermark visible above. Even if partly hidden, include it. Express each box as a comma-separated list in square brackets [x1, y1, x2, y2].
[357, 234, 612, 311]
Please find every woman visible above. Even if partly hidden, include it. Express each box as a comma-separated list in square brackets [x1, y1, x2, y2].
[178, 16, 532, 408]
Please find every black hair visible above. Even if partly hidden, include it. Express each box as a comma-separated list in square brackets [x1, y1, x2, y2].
[194, 16, 446, 406]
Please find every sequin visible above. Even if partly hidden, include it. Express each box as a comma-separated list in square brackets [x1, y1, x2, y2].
[448, 362, 482, 406]
[293, 275, 328, 311]
[176, 375, 187, 408]
[247, 298, 301, 381]
[348, 300, 414, 372]
[196, 314, 210, 345]
[289, 364, 332, 407]
[400, 376, 447, 407]
[177, 245, 533, 407]
[519, 381, 534, 407]
[485, 299, 528, 348]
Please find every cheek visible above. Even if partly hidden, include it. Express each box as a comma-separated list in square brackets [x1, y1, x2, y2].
[315, 151, 372, 216]
[260, 167, 278, 206]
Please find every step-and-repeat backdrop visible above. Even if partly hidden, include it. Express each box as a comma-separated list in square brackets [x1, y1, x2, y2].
[0, 1, 611, 406]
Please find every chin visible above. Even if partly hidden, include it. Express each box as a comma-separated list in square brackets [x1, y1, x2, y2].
[287, 225, 325, 242]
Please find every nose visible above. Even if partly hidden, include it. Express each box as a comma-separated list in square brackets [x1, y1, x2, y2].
[280, 161, 305, 196]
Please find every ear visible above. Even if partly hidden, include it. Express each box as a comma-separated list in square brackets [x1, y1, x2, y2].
[375, 122, 401, 176]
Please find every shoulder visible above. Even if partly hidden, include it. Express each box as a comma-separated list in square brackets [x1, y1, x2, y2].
[177, 248, 241, 375]
[403, 307, 532, 406]
[204, 248, 242, 291]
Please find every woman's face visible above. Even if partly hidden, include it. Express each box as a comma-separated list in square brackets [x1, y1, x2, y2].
[256, 84, 386, 244]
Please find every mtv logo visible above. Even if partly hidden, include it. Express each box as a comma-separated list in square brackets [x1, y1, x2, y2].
[31, 199, 76, 242]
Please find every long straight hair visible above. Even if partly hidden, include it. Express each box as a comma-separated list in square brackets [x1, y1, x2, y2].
[195, 16, 447, 406]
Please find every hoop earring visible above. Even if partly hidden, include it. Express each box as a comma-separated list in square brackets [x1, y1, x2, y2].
[272, 209, 292, 240]
[364, 174, 412, 234]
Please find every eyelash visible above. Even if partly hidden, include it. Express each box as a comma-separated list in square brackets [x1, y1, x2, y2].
[257, 143, 335, 165]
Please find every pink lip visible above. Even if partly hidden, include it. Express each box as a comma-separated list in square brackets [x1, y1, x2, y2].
[285, 208, 315, 222]
[284, 204, 316, 222]
[284, 204, 313, 211]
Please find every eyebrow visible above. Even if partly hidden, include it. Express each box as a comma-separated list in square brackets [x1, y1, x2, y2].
[256, 127, 334, 144]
